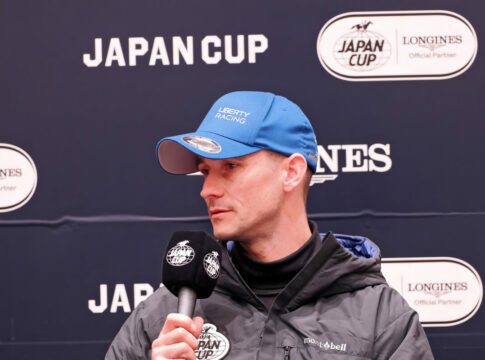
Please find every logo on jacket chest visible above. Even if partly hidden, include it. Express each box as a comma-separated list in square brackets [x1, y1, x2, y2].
[196, 323, 230, 359]
[304, 337, 348, 352]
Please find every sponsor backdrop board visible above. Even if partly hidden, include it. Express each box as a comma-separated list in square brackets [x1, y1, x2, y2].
[0, 0, 484, 359]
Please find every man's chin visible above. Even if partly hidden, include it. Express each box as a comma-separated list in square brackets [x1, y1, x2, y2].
[211, 225, 235, 241]
[212, 231, 232, 241]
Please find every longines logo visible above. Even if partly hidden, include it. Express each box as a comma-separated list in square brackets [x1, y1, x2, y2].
[186, 142, 392, 185]
[0, 168, 22, 179]
[310, 143, 392, 186]
[0, 144, 37, 213]
[381, 257, 483, 327]
[402, 35, 462, 51]
[83, 34, 268, 67]
[402, 34, 463, 59]
[407, 282, 468, 298]
[317, 10, 477, 81]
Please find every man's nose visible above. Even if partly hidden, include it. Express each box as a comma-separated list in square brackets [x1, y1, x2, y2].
[200, 174, 224, 200]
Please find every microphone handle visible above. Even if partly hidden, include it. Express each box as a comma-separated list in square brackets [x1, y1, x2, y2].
[177, 286, 197, 317]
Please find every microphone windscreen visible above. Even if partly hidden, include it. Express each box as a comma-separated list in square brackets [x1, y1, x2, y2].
[162, 231, 222, 299]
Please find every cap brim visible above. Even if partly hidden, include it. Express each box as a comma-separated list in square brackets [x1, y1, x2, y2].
[156, 131, 261, 174]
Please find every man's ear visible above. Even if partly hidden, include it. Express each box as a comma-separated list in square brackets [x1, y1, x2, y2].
[282, 154, 308, 193]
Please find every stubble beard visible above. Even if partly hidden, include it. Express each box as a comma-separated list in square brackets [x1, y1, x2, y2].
[211, 206, 280, 244]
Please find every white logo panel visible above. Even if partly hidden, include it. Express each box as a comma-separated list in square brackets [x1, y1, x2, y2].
[317, 10, 477, 81]
[0, 144, 37, 213]
[382, 257, 483, 326]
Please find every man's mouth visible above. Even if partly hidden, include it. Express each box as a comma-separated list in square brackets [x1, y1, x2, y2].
[209, 208, 231, 218]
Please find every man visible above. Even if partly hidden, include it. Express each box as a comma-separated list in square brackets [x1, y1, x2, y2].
[106, 91, 434, 359]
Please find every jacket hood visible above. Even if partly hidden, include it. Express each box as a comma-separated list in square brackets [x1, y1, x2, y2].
[279, 231, 386, 312]
[216, 224, 387, 313]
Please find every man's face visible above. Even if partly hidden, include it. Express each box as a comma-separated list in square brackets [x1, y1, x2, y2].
[197, 150, 285, 242]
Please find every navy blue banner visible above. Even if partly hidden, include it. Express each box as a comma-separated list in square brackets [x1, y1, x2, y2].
[1, 1, 484, 359]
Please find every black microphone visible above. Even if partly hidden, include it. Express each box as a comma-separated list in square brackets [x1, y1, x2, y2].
[162, 231, 222, 317]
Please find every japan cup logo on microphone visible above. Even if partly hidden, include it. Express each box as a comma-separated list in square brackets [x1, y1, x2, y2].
[163, 231, 222, 300]
[166, 240, 195, 266]
[203, 251, 221, 279]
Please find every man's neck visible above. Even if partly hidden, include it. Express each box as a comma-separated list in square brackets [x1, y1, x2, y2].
[238, 212, 312, 262]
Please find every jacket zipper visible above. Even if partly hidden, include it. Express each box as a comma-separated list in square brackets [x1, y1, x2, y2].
[283, 346, 292, 360]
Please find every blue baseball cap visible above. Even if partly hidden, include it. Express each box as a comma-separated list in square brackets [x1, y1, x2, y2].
[156, 91, 318, 174]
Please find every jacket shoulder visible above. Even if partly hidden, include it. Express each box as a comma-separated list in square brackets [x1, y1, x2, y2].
[371, 285, 434, 359]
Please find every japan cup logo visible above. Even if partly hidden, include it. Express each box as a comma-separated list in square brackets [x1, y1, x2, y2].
[203, 251, 221, 279]
[166, 241, 195, 266]
[196, 324, 230, 359]
[333, 21, 391, 71]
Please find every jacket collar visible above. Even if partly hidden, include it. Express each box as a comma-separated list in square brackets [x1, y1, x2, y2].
[215, 222, 387, 313]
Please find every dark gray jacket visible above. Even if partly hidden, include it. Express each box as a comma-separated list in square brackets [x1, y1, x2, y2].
[106, 231, 434, 359]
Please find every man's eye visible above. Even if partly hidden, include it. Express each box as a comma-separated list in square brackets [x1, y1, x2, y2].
[199, 168, 209, 175]
[227, 163, 237, 169]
